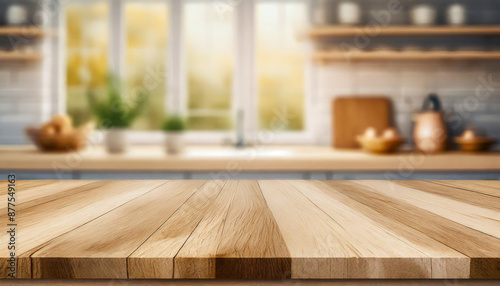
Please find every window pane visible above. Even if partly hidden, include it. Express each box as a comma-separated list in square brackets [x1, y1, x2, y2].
[66, 2, 109, 127]
[256, 2, 306, 131]
[184, 2, 234, 131]
[125, 3, 169, 130]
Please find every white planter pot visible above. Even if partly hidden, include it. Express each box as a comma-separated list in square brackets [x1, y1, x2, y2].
[105, 129, 128, 154]
[165, 132, 183, 154]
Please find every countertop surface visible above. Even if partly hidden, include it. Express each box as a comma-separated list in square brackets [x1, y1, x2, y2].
[1, 179, 499, 279]
[1, 145, 500, 171]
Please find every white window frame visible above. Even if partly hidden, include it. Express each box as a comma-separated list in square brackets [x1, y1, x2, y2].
[59, 0, 315, 145]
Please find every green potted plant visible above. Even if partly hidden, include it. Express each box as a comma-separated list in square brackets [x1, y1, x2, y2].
[162, 115, 186, 154]
[87, 74, 147, 154]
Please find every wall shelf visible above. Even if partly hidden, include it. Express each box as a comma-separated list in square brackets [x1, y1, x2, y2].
[312, 51, 500, 62]
[302, 25, 500, 39]
[0, 52, 43, 62]
[0, 27, 49, 38]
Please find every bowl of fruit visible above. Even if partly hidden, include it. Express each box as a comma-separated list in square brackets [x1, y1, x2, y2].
[455, 129, 495, 153]
[356, 127, 406, 154]
[25, 115, 94, 152]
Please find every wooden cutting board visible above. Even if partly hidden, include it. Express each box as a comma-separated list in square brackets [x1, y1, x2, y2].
[333, 97, 392, 149]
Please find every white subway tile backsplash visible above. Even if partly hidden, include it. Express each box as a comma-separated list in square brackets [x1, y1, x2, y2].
[316, 58, 500, 146]
[18, 71, 43, 88]
[0, 71, 10, 85]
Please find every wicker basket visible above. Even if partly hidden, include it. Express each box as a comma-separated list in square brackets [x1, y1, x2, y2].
[25, 122, 95, 152]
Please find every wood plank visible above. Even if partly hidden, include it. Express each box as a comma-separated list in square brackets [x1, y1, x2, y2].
[258, 180, 355, 279]
[0, 27, 47, 37]
[173, 181, 238, 279]
[0, 52, 43, 62]
[0, 180, 166, 278]
[393, 181, 500, 212]
[132, 181, 291, 279]
[0, 180, 57, 194]
[214, 180, 291, 279]
[471, 181, 500, 189]
[432, 181, 500, 198]
[1, 180, 499, 280]
[290, 181, 432, 279]
[128, 181, 228, 279]
[313, 51, 500, 62]
[0, 181, 108, 214]
[323, 181, 500, 279]
[355, 181, 500, 239]
[301, 181, 469, 279]
[6, 281, 500, 286]
[303, 25, 500, 38]
[31, 180, 206, 279]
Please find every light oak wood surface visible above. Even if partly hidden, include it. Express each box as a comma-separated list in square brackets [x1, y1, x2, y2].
[1, 146, 500, 171]
[1, 180, 499, 280]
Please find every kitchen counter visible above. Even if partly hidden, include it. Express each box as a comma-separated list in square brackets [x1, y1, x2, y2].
[1, 145, 500, 172]
[1, 180, 499, 279]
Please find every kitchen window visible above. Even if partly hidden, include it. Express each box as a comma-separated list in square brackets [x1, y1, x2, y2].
[62, 0, 310, 143]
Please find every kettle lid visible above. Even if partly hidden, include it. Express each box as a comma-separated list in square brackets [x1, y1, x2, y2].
[422, 93, 442, 112]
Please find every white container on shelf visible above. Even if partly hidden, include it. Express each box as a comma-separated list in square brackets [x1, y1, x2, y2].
[410, 5, 437, 26]
[446, 3, 467, 26]
[338, 1, 361, 25]
[312, 0, 331, 25]
[6, 4, 28, 26]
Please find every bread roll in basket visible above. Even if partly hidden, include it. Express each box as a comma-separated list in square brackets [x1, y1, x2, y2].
[25, 114, 94, 152]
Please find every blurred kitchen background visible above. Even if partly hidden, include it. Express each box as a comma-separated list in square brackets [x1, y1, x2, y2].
[0, 0, 499, 180]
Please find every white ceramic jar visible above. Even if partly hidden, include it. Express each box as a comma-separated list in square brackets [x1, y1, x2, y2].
[312, 0, 331, 25]
[410, 5, 437, 26]
[6, 4, 28, 26]
[446, 3, 467, 25]
[338, 1, 361, 25]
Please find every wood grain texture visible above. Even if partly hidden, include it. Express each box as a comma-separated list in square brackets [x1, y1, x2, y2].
[259, 180, 354, 279]
[309, 181, 469, 279]
[0, 180, 166, 278]
[394, 181, 500, 211]
[297, 181, 468, 279]
[214, 181, 291, 279]
[355, 181, 500, 239]
[1, 180, 500, 280]
[290, 181, 431, 279]
[32, 181, 205, 279]
[323, 181, 500, 279]
[129, 181, 227, 279]
[173, 181, 238, 279]
[0, 180, 108, 214]
[432, 181, 500, 198]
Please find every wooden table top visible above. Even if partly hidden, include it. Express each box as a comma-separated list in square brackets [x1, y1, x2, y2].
[1, 145, 500, 171]
[1, 180, 500, 280]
